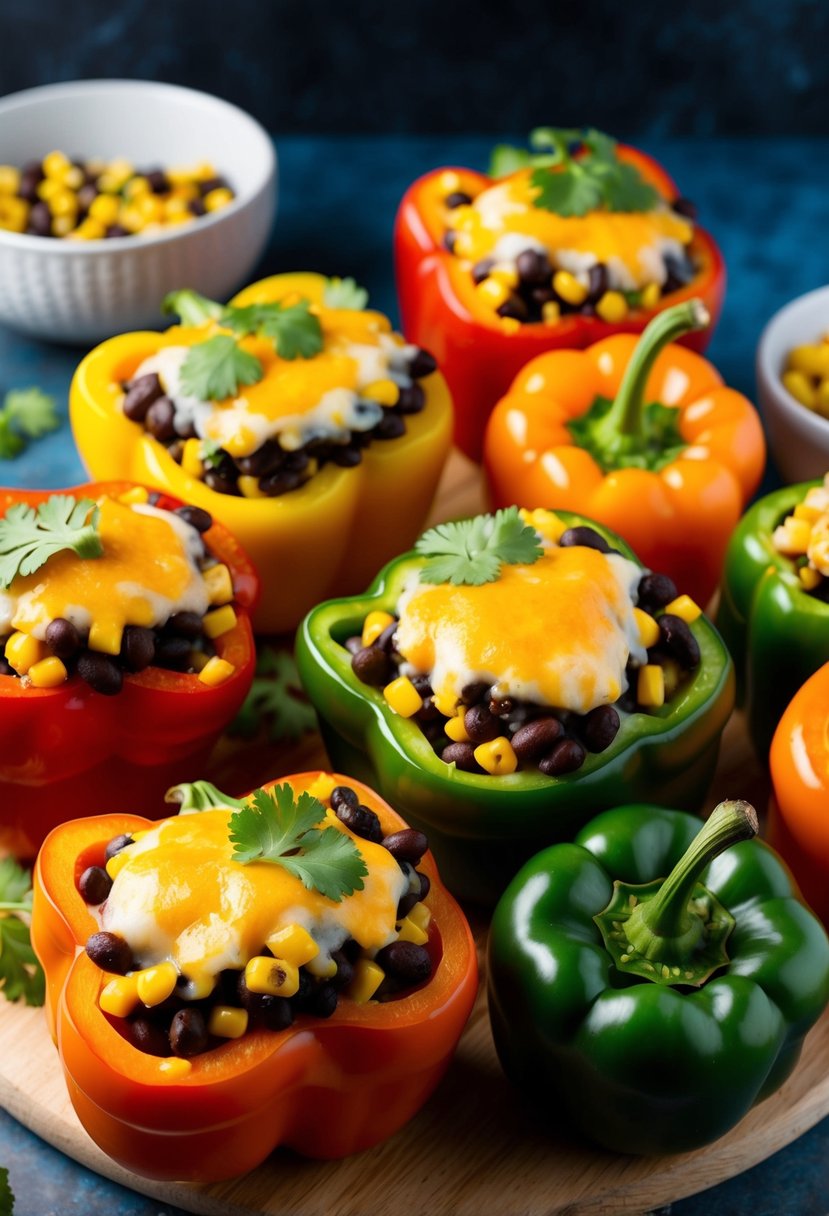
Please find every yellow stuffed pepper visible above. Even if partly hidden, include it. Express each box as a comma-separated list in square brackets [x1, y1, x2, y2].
[70, 273, 453, 634]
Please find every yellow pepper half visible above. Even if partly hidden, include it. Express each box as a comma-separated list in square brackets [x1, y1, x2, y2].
[70, 273, 453, 634]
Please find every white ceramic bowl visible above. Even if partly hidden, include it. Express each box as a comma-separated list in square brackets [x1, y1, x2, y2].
[0, 80, 277, 344]
[757, 284, 829, 484]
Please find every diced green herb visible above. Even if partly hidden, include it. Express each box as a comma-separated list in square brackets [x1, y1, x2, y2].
[0, 388, 59, 461]
[0, 496, 102, 590]
[416, 506, 544, 586]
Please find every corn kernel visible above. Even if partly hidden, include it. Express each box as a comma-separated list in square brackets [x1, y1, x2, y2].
[89, 193, 120, 226]
[244, 955, 300, 997]
[203, 563, 234, 605]
[306, 952, 338, 979]
[118, 486, 149, 505]
[817, 380, 829, 419]
[500, 317, 521, 335]
[362, 379, 399, 407]
[266, 925, 319, 968]
[552, 270, 588, 307]
[490, 265, 520, 289]
[774, 518, 812, 556]
[67, 218, 105, 242]
[474, 736, 518, 776]
[64, 165, 84, 191]
[43, 150, 71, 180]
[51, 215, 74, 237]
[596, 291, 629, 323]
[362, 610, 395, 647]
[306, 773, 337, 802]
[208, 1006, 248, 1039]
[476, 277, 510, 309]
[124, 175, 150, 200]
[0, 165, 20, 194]
[108, 158, 133, 182]
[48, 189, 78, 219]
[663, 594, 702, 623]
[640, 282, 661, 310]
[397, 916, 429, 946]
[28, 656, 68, 688]
[348, 959, 384, 1004]
[5, 632, 47, 675]
[782, 370, 817, 410]
[445, 712, 470, 743]
[204, 187, 234, 212]
[634, 607, 660, 650]
[519, 507, 565, 542]
[164, 196, 190, 218]
[409, 902, 432, 932]
[159, 1058, 192, 1079]
[203, 604, 237, 639]
[118, 206, 145, 233]
[99, 975, 139, 1018]
[788, 345, 829, 379]
[138, 195, 164, 224]
[88, 620, 123, 656]
[198, 656, 236, 686]
[433, 689, 460, 717]
[800, 566, 822, 591]
[383, 675, 423, 718]
[637, 664, 665, 708]
[105, 849, 131, 880]
[136, 962, 178, 1007]
[181, 437, 205, 479]
[37, 177, 62, 201]
[0, 197, 28, 232]
[794, 503, 823, 524]
[542, 300, 561, 325]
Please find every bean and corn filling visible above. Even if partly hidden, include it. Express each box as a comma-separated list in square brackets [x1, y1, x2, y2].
[780, 333, 829, 419]
[0, 152, 234, 240]
[80, 777, 435, 1065]
[773, 475, 829, 601]
[0, 487, 238, 695]
[349, 513, 702, 778]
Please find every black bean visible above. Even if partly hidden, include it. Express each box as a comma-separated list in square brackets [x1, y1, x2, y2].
[165, 611, 203, 640]
[672, 197, 697, 221]
[145, 169, 170, 194]
[497, 295, 529, 322]
[198, 175, 228, 196]
[376, 942, 432, 986]
[332, 444, 362, 467]
[441, 742, 481, 772]
[471, 258, 495, 285]
[408, 349, 437, 379]
[382, 829, 428, 866]
[236, 440, 285, 477]
[351, 646, 391, 686]
[45, 617, 81, 660]
[531, 286, 557, 307]
[344, 635, 363, 655]
[516, 249, 552, 285]
[304, 981, 339, 1019]
[581, 705, 620, 753]
[78, 865, 112, 905]
[336, 801, 383, 844]
[119, 626, 156, 673]
[169, 1008, 208, 1057]
[0, 656, 12, 676]
[331, 785, 359, 812]
[375, 622, 399, 652]
[559, 526, 611, 553]
[129, 1017, 171, 1057]
[538, 738, 587, 776]
[105, 834, 133, 861]
[76, 651, 123, 696]
[664, 253, 695, 291]
[144, 396, 177, 441]
[637, 572, 678, 612]
[445, 190, 472, 208]
[375, 413, 406, 441]
[464, 703, 500, 743]
[416, 696, 442, 724]
[175, 505, 213, 533]
[154, 635, 192, 671]
[18, 162, 44, 202]
[105, 224, 130, 238]
[657, 614, 701, 670]
[85, 931, 133, 973]
[259, 995, 295, 1031]
[27, 201, 52, 237]
[511, 717, 562, 761]
[586, 262, 609, 302]
[188, 198, 206, 217]
[443, 231, 457, 253]
[397, 383, 426, 414]
[205, 469, 241, 496]
[122, 373, 164, 422]
[77, 183, 98, 213]
[461, 681, 490, 705]
[489, 696, 514, 718]
[417, 871, 431, 903]
[173, 416, 198, 440]
[258, 469, 303, 497]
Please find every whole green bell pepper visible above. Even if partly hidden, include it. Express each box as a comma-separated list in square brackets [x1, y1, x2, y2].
[296, 511, 734, 905]
[488, 800, 829, 1154]
[717, 480, 827, 757]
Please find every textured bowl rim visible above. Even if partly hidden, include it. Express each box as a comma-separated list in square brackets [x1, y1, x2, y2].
[756, 283, 829, 437]
[0, 78, 276, 255]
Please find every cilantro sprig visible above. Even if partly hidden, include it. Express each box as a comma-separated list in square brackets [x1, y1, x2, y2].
[230, 649, 317, 743]
[0, 1167, 13, 1216]
[0, 857, 45, 1008]
[416, 506, 543, 586]
[229, 785, 367, 902]
[0, 495, 102, 590]
[323, 276, 369, 310]
[0, 387, 59, 460]
[179, 334, 262, 402]
[489, 127, 660, 217]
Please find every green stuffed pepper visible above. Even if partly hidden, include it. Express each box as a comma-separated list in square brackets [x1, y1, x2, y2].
[297, 506, 734, 904]
[488, 800, 829, 1154]
[717, 474, 829, 757]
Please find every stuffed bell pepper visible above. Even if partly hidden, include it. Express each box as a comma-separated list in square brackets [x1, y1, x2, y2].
[0, 482, 257, 858]
[488, 799, 829, 1154]
[32, 772, 477, 1181]
[296, 506, 734, 904]
[484, 299, 765, 607]
[395, 126, 725, 459]
[70, 272, 453, 634]
[718, 473, 829, 755]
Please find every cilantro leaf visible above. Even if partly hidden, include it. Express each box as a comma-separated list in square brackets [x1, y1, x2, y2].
[603, 159, 664, 213]
[0, 495, 102, 590]
[530, 163, 603, 218]
[0, 1167, 13, 1216]
[323, 277, 369, 310]
[0, 857, 45, 1008]
[179, 335, 263, 401]
[199, 437, 225, 469]
[0, 387, 59, 460]
[230, 649, 317, 742]
[162, 289, 224, 327]
[257, 300, 324, 360]
[228, 785, 367, 902]
[416, 506, 543, 586]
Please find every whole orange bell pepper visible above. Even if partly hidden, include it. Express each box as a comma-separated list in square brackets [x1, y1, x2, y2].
[769, 664, 829, 923]
[31, 771, 478, 1182]
[484, 299, 765, 606]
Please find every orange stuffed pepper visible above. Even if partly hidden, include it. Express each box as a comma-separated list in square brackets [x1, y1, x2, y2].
[32, 772, 477, 1182]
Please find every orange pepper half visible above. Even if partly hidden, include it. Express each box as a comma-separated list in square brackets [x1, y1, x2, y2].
[31, 772, 478, 1182]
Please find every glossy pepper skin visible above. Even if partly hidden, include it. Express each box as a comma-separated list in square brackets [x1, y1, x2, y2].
[488, 802, 829, 1155]
[769, 664, 829, 924]
[296, 512, 734, 906]
[717, 480, 826, 757]
[31, 772, 478, 1182]
[69, 273, 453, 635]
[484, 300, 765, 608]
[0, 482, 258, 860]
[395, 146, 725, 461]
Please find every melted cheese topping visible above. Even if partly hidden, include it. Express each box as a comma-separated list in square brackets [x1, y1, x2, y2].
[453, 170, 693, 290]
[395, 546, 645, 715]
[101, 808, 408, 996]
[0, 498, 208, 640]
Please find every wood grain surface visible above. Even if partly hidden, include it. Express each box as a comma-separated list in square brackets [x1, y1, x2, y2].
[1, 450, 822, 1216]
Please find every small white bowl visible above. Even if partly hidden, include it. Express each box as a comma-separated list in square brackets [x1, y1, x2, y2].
[757, 284, 829, 484]
[0, 80, 277, 344]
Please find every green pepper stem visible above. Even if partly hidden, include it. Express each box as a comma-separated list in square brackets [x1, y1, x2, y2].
[626, 800, 758, 956]
[165, 780, 247, 813]
[0, 902, 29, 913]
[593, 298, 710, 443]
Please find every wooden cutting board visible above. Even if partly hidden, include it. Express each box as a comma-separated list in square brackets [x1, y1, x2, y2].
[2, 450, 827, 1216]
